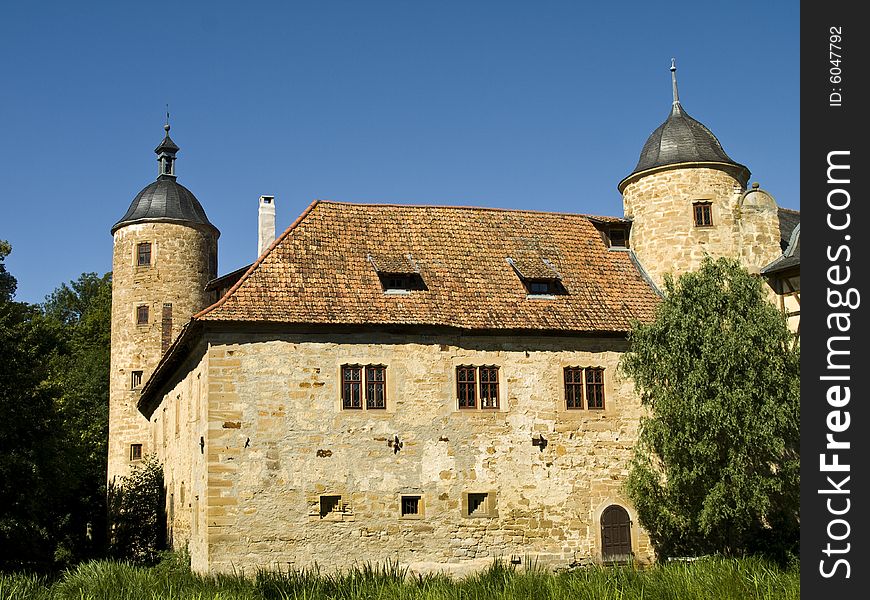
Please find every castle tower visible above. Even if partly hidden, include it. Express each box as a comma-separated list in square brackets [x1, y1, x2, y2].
[618, 60, 781, 288]
[108, 124, 219, 482]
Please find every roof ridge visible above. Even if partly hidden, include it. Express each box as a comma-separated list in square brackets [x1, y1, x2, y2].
[193, 199, 321, 319]
[311, 199, 622, 220]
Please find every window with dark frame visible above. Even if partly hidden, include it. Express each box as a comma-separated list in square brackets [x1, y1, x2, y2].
[137, 242, 152, 266]
[366, 365, 386, 409]
[130, 443, 143, 461]
[693, 202, 713, 227]
[564, 367, 605, 410]
[586, 367, 605, 409]
[564, 367, 585, 409]
[401, 495, 421, 517]
[341, 365, 362, 409]
[479, 366, 499, 409]
[131, 370, 143, 389]
[341, 364, 387, 410]
[457, 366, 477, 409]
[136, 304, 149, 325]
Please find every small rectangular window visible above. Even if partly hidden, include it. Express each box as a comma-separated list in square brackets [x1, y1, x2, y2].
[609, 228, 627, 247]
[693, 202, 713, 227]
[464, 492, 495, 518]
[457, 366, 477, 409]
[136, 304, 149, 325]
[130, 443, 143, 461]
[586, 367, 605, 409]
[479, 366, 499, 409]
[137, 242, 152, 266]
[401, 495, 421, 517]
[528, 281, 552, 294]
[319, 495, 342, 518]
[564, 367, 585, 409]
[131, 370, 144, 389]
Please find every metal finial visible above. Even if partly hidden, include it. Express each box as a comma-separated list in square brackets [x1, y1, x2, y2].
[670, 58, 680, 105]
[164, 104, 170, 133]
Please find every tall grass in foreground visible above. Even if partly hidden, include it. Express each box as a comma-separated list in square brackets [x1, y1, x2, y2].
[0, 554, 799, 600]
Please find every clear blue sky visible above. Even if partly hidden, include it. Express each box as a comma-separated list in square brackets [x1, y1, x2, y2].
[0, 1, 799, 304]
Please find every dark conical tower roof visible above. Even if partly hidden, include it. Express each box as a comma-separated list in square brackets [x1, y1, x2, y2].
[112, 125, 219, 236]
[619, 60, 749, 190]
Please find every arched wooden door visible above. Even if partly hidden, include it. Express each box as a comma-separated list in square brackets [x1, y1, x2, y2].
[601, 505, 632, 561]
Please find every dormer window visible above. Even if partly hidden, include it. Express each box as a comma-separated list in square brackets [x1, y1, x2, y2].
[693, 202, 713, 227]
[528, 280, 555, 295]
[608, 228, 627, 248]
[368, 253, 426, 293]
[507, 257, 565, 297]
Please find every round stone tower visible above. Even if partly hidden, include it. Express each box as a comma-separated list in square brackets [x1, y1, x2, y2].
[618, 61, 781, 289]
[108, 125, 219, 482]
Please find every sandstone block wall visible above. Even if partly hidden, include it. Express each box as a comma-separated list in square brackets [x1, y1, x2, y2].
[109, 222, 217, 483]
[152, 330, 653, 574]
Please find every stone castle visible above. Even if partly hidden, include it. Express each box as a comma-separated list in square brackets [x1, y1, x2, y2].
[108, 64, 800, 574]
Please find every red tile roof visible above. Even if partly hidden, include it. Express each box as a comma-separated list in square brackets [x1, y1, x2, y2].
[195, 201, 660, 332]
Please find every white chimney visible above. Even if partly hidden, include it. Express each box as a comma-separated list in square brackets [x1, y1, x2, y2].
[258, 195, 276, 258]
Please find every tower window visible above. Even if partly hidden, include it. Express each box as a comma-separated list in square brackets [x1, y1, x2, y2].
[163, 157, 173, 175]
[131, 370, 143, 389]
[137, 242, 152, 266]
[693, 202, 713, 227]
[130, 444, 143, 461]
[136, 304, 149, 325]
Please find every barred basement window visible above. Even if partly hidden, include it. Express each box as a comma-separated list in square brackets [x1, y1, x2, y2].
[693, 202, 713, 227]
[131, 370, 143, 389]
[136, 304, 149, 325]
[341, 364, 387, 410]
[130, 443, 143, 461]
[137, 242, 152, 266]
[564, 367, 606, 410]
[401, 495, 421, 517]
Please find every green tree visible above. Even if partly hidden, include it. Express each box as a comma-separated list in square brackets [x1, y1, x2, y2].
[107, 455, 166, 565]
[0, 242, 64, 569]
[0, 242, 112, 569]
[43, 272, 112, 564]
[620, 257, 799, 561]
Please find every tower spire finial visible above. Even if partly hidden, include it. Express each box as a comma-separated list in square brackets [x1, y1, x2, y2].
[670, 58, 680, 105]
[165, 104, 170, 134]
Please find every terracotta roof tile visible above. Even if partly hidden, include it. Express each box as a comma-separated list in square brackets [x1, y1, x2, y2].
[196, 201, 660, 332]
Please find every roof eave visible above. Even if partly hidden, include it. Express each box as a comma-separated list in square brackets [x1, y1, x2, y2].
[617, 161, 751, 193]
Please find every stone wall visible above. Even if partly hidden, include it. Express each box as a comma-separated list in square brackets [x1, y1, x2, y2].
[622, 166, 781, 289]
[109, 222, 216, 483]
[152, 329, 653, 574]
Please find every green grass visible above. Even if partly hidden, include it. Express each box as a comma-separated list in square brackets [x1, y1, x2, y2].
[0, 554, 799, 600]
